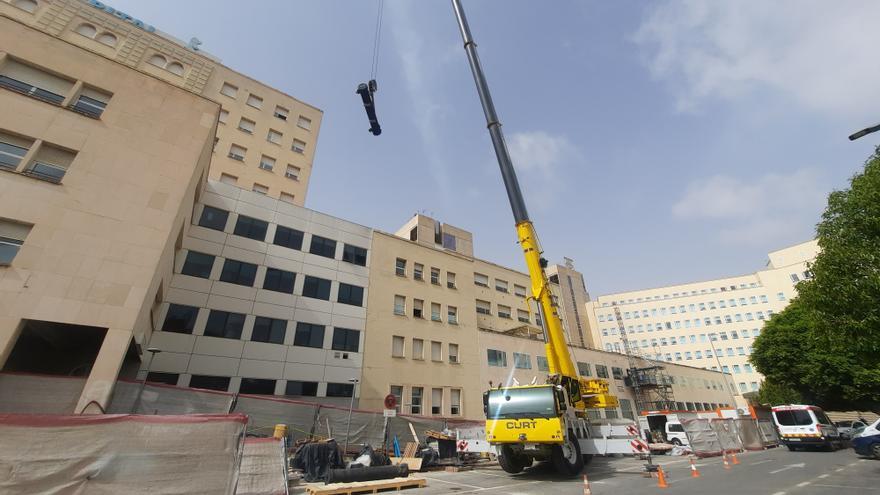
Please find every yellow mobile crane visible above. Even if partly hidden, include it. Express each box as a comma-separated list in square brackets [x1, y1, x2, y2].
[451, 0, 639, 476]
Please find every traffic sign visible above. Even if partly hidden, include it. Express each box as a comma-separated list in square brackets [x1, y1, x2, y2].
[383, 409, 396, 418]
[384, 394, 397, 410]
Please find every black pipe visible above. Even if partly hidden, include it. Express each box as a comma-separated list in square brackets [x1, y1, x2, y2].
[356, 80, 382, 136]
[325, 464, 409, 484]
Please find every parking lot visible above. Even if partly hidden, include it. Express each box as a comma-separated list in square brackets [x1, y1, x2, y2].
[405, 448, 878, 494]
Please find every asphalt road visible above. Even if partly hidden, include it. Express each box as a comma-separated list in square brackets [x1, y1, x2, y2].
[409, 447, 878, 495]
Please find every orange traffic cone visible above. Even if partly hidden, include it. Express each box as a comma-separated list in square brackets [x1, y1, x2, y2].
[657, 466, 669, 488]
[722, 452, 731, 470]
[731, 452, 740, 465]
[689, 456, 701, 478]
[583, 474, 592, 495]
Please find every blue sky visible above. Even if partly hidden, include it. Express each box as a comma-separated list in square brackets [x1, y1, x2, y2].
[111, 0, 879, 295]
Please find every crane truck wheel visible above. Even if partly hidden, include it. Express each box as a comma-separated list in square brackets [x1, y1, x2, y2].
[498, 445, 526, 474]
[551, 431, 584, 477]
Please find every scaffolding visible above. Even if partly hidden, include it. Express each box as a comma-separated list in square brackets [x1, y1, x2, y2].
[611, 303, 676, 413]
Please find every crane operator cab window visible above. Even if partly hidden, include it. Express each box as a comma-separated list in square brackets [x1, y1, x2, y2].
[484, 386, 562, 419]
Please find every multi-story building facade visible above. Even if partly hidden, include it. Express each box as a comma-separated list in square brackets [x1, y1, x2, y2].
[588, 240, 819, 407]
[547, 261, 595, 348]
[2, 0, 322, 204]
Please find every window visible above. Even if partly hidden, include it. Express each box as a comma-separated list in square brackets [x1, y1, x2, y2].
[198, 206, 228, 231]
[514, 353, 531, 369]
[411, 299, 424, 319]
[309, 235, 337, 258]
[0, 131, 31, 171]
[447, 272, 456, 289]
[273, 225, 304, 250]
[332, 328, 360, 352]
[251, 317, 286, 344]
[263, 268, 295, 294]
[204, 310, 245, 339]
[189, 375, 230, 392]
[233, 215, 268, 241]
[450, 389, 461, 415]
[166, 62, 184, 76]
[228, 144, 246, 161]
[394, 295, 406, 315]
[413, 263, 424, 281]
[476, 299, 491, 315]
[302, 276, 331, 300]
[0, 58, 73, 105]
[297, 115, 312, 130]
[412, 338, 424, 359]
[71, 87, 110, 118]
[220, 173, 237, 184]
[338, 283, 364, 306]
[0, 219, 31, 266]
[148, 54, 167, 67]
[487, 349, 507, 367]
[430, 267, 440, 285]
[342, 244, 367, 266]
[577, 362, 591, 376]
[612, 367, 624, 380]
[431, 388, 443, 415]
[447, 306, 458, 324]
[596, 364, 609, 378]
[391, 336, 405, 357]
[537, 356, 549, 372]
[219, 259, 257, 286]
[294, 322, 325, 348]
[280, 192, 295, 204]
[240, 378, 275, 395]
[410, 387, 423, 414]
[514, 284, 527, 297]
[162, 304, 198, 334]
[326, 382, 354, 397]
[274, 105, 288, 120]
[395, 258, 407, 276]
[291, 139, 306, 154]
[431, 341, 442, 361]
[246, 93, 263, 109]
[181, 251, 214, 278]
[495, 279, 509, 293]
[427, 302, 440, 322]
[285, 380, 318, 396]
[442, 233, 456, 251]
[259, 155, 275, 171]
[449, 343, 459, 363]
[474, 273, 489, 287]
[146, 372, 179, 385]
[218, 109, 229, 124]
[238, 117, 255, 134]
[517, 309, 530, 323]
[497, 305, 511, 319]
[790, 273, 800, 283]
[285, 164, 300, 180]
[25, 143, 74, 183]
[220, 82, 238, 98]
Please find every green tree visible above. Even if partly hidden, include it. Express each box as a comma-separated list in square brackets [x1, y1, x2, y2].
[754, 381, 802, 406]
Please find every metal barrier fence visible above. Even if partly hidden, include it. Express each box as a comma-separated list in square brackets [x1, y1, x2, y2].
[682, 417, 779, 457]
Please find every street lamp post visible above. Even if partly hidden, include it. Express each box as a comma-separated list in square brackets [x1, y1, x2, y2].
[849, 123, 880, 141]
[343, 378, 359, 458]
[131, 347, 161, 414]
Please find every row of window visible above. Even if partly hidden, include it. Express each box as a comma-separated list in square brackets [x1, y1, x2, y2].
[598, 294, 776, 322]
[473, 272, 527, 297]
[216, 172, 292, 201]
[475, 299, 540, 325]
[601, 310, 773, 337]
[162, 303, 361, 351]
[601, 282, 763, 307]
[0, 129, 76, 184]
[394, 258, 456, 288]
[388, 385, 462, 416]
[606, 328, 762, 345]
[0, 56, 111, 119]
[225, 120, 308, 157]
[390, 336, 460, 364]
[633, 345, 754, 363]
[219, 81, 312, 130]
[484, 349, 624, 380]
[198, 206, 368, 266]
[738, 381, 761, 392]
[392, 295, 458, 324]
[147, 372, 355, 397]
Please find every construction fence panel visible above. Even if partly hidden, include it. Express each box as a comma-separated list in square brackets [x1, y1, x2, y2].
[758, 420, 780, 447]
[0, 413, 247, 495]
[234, 395, 321, 440]
[681, 418, 723, 457]
[710, 418, 743, 452]
[236, 437, 288, 495]
[735, 419, 765, 451]
[0, 373, 85, 414]
[316, 407, 387, 449]
[108, 380, 235, 415]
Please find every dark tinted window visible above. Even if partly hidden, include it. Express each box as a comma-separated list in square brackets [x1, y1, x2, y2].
[668, 423, 684, 432]
[285, 380, 318, 396]
[219, 259, 257, 286]
[146, 372, 179, 385]
[263, 268, 295, 293]
[181, 251, 215, 278]
[198, 206, 228, 231]
[326, 382, 354, 397]
[233, 215, 268, 241]
[239, 378, 276, 395]
[342, 244, 367, 266]
[294, 322, 325, 348]
[332, 328, 360, 352]
[302, 276, 331, 300]
[774, 409, 813, 426]
[596, 364, 609, 378]
[309, 235, 337, 258]
[252, 317, 286, 344]
[204, 310, 245, 339]
[189, 375, 230, 392]
[612, 367, 624, 380]
[337, 283, 364, 306]
[162, 304, 198, 334]
[273, 225, 304, 250]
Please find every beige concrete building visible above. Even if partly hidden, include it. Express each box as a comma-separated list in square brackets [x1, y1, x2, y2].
[361, 215, 737, 421]
[0, 11, 218, 413]
[548, 260, 595, 348]
[2, 0, 322, 204]
[588, 240, 819, 406]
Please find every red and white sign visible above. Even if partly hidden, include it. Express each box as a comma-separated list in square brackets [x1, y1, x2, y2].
[625, 425, 639, 437]
[457, 440, 469, 451]
[630, 438, 649, 453]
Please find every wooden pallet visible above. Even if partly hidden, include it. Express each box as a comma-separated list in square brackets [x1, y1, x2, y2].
[304, 477, 426, 495]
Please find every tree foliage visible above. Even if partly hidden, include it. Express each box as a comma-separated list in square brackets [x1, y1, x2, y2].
[751, 148, 880, 412]
[754, 381, 802, 406]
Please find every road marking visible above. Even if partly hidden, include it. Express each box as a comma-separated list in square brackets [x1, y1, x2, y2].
[814, 484, 880, 491]
[796, 481, 810, 487]
[750, 459, 774, 465]
[770, 462, 805, 474]
[771, 491, 786, 495]
[818, 474, 829, 479]
[421, 476, 483, 489]
[835, 468, 844, 472]
[472, 470, 508, 477]
[451, 480, 543, 494]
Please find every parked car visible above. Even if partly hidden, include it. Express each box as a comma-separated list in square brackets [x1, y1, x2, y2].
[771, 405, 843, 451]
[836, 420, 868, 439]
[852, 419, 880, 459]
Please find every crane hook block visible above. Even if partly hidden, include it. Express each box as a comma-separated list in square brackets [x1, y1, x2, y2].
[356, 79, 382, 136]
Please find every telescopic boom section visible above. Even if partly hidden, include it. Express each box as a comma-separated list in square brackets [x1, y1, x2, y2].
[451, 0, 577, 381]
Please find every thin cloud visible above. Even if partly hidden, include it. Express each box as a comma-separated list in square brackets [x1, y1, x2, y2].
[507, 131, 580, 211]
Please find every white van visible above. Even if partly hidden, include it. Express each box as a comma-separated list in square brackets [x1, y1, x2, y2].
[771, 405, 842, 451]
[665, 421, 689, 447]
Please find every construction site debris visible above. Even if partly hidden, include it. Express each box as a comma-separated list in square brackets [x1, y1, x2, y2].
[292, 439, 344, 482]
[325, 464, 409, 484]
[305, 477, 426, 495]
